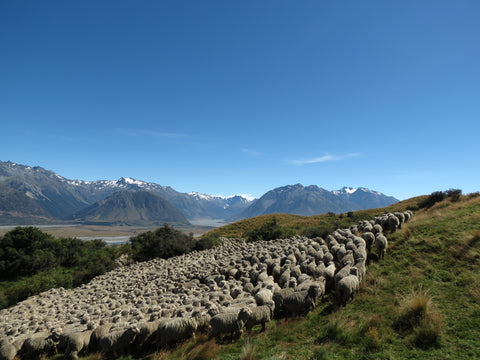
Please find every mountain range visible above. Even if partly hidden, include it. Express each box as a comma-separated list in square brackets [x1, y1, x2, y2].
[0, 160, 399, 226]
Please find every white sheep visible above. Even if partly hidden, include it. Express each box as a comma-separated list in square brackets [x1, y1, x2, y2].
[157, 317, 197, 348]
[208, 312, 245, 340]
[337, 268, 360, 306]
[99, 325, 140, 358]
[0, 340, 17, 360]
[62, 329, 93, 360]
[283, 288, 316, 316]
[373, 233, 388, 259]
[238, 301, 274, 332]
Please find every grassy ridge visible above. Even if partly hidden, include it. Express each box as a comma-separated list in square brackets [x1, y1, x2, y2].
[130, 193, 479, 360]
[201, 195, 426, 240]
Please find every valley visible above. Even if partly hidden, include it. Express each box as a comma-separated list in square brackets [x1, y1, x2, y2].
[0, 223, 215, 240]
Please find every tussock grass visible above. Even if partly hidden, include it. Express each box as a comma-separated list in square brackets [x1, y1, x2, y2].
[240, 340, 258, 360]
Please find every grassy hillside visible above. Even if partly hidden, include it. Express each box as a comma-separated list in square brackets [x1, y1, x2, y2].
[100, 192, 479, 360]
[201, 196, 426, 240]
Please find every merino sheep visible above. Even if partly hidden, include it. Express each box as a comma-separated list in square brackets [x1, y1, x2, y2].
[337, 268, 360, 306]
[283, 287, 317, 316]
[0, 340, 16, 360]
[157, 317, 197, 348]
[254, 288, 274, 306]
[20, 332, 58, 359]
[209, 312, 245, 340]
[361, 232, 375, 252]
[238, 302, 274, 332]
[99, 325, 140, 358]
[373, 234, 388, 259]
[62, 329, 93, 360]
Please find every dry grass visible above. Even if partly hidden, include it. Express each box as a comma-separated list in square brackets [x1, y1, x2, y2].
[240, 339, 259, 360]
[393, 287, 443, 348]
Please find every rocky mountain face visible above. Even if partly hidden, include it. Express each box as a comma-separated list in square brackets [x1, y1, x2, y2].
[0, 160, 253, 225]
[0, 161, 398, 226]
[230, 184, 399, 221]
[72, 190, 190, 226]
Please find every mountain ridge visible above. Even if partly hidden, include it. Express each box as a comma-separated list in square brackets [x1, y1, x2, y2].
[0, 160, 399, 225]
[230, 183, 399, 221]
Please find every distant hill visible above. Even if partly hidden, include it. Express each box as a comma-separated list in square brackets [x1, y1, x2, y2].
[72, 190, 190, 226]
[230, 184, 399, 221]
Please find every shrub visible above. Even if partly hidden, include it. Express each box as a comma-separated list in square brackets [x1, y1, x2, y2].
[244, 217, 295, 242]
[418, 191, 447, 209]
[130, 224, 197, 261]
[195, 233, 221, 251]
[301, 225, 335, 239]
[446, 188, 462, 202]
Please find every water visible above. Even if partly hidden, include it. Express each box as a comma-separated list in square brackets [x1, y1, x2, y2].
[77, 236, 131, 245]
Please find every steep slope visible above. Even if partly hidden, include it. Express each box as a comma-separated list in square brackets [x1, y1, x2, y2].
[72, 190, 190, 226]
[231, 184, 398, 221]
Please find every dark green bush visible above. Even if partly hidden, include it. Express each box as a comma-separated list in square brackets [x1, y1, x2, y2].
[0, 227, 118, 308]
[418, 191, 447, 209]
[244, 217, 295, 242]
[446, 188, 462, 202]
[130, 224, 197, 261]
[302, 225, 336, 239]
[195, 233, 221, 251]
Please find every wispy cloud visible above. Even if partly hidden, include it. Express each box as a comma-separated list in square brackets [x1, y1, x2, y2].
[288, 153, 359, 165]
[116, 128, 189, 139]
[242, 148, 262, 156]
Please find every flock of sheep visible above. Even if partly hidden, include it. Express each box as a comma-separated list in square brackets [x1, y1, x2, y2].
[0, 211, 413, 360]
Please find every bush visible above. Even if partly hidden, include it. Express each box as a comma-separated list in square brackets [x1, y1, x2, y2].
[418, 191, 447, 209]
[0, 227, 118, 308]
[301, 225, 336, 239]
[446, 188, 462, 202]
[195, 233, 221, 251]
[130, 224, 197, 261]
[244, 217, 295, 242]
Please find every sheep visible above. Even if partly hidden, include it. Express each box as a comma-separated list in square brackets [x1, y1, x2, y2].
[0, 340, 16, 360]
[208, 312, 245, 340]
[99, 325, 140, 358]
[372, 223, 383, 234]
[296, 278, 326, 301]
[354, 244, 367, 262]
[337, 268, 360, 306]
[19, 332, 58, 359]
[361, 232, 375, 252]
[323, 261, 336, 291]
[132, 319, 162, 352]
[272, 288, 295, 316]
[157, 317, 197, 348]
[373, 234, 388, 259]
[89, 323, 113, 351]
[283, 286, 317, 316]
[386, 214, 400, 233]
[62, 329, 93, 360]
[354, 258, 366, 282]
[334, 263, 352, 290]
[238, 301, 274, 332]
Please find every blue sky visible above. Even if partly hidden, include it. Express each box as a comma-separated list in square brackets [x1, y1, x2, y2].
[1, 1, 479, 201]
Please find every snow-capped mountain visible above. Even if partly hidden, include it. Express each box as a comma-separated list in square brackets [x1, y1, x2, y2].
[0, 160, 398, 226]
[0, 160, 253, 224]
[229, 184, 399, 221]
